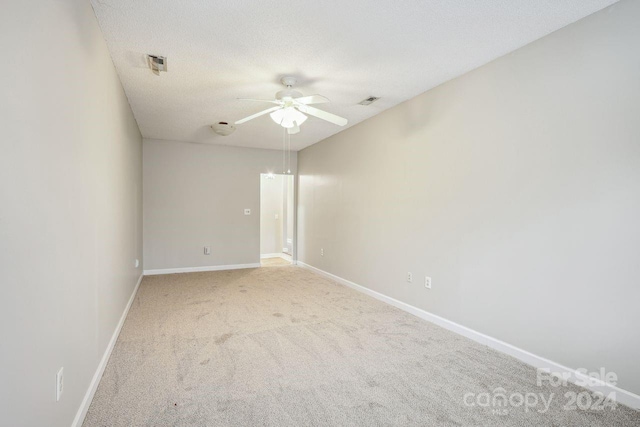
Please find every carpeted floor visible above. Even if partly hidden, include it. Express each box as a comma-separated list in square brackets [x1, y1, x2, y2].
[83, 266, 639, 426]
[261, 257, 292, 267]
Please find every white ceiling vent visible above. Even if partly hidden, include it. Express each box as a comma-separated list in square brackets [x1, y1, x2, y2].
[147, 55, 167, 75]
[358, 96, 380, 106]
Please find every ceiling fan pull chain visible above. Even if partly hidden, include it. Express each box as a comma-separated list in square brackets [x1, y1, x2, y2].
[287, 131, 291, 174]
[282, 127, 286, 174]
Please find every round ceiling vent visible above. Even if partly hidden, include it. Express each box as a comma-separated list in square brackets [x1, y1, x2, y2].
[211, 121, 236, 136]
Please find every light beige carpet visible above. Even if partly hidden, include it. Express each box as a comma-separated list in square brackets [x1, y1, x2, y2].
[261, 257, 291, 267]
[83, 266, 639, 426]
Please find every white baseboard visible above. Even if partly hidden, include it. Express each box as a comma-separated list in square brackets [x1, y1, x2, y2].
[297, 261, 640, 410]
[143, 263, 260, 275]
[260, 253, 292, 262]
[72, 273, 144, 427]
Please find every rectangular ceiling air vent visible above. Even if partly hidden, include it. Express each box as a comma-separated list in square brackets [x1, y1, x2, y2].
[147, 55, 167, 75]
[358, 96, 380, 106]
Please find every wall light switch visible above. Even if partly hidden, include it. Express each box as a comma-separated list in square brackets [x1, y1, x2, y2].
[244, 209, 251, 215]
[275, 214, 279, 220]
[204, 246, 211, 255]
[135, 259, 140, 268]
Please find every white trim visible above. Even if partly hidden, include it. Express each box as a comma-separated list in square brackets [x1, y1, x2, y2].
[260, 253, 292, 262]
[72, 274, 144, 427]
[260, 253, 284, 259]
[143, 263, 260, 276]
[297, 261, 640, 410]
[280, 253, 292, 262]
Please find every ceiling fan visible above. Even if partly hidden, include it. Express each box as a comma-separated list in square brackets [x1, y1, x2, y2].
[234, 77, 348, 134]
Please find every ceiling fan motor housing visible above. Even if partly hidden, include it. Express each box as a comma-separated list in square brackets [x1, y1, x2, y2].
[280, 76, 297, 86]
[276, 76, 302, 100]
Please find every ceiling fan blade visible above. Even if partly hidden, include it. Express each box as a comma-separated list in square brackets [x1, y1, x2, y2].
[296, 105, 348, 126]
[237, 98, 282, 104]
[235, 106, 282, 125]
[294, 95, 330, 105]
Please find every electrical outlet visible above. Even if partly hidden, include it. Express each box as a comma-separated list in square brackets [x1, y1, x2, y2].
[425, 276, 432, 289]
[320, 248, 324, 256]
[56, 367, 64, 401]
[204, 246, 211, 255]
[407, 272, 413, 283]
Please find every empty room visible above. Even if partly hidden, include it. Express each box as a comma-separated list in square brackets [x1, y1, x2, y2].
[2, 0, 640, 426]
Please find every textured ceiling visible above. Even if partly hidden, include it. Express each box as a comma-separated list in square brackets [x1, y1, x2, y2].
[91, 0, 617, 151]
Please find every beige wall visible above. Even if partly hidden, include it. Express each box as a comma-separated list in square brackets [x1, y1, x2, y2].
[0, 1, 143, 426]
[298, 0, 640, 395]
[143, 139, 297, 270]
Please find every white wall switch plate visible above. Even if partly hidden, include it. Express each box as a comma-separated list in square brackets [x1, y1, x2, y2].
[425, 276, 432, 289]
[56, 367, 64, 401]
[244, 209, 251, 215]
[135, 259, 140, 268]
[204, 246, 211, 255]
[275, 213, 279, 220]
[407, 272, 413, 283]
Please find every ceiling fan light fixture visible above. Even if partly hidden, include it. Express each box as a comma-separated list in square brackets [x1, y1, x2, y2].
[270, 107, 307, 128]
[236, 77, 347, 130]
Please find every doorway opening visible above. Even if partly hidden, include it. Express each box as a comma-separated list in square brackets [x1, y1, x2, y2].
[260, 173, 294, 267]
